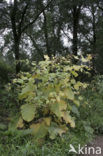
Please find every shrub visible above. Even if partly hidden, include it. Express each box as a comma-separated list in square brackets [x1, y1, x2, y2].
[10, 55, 92, 141]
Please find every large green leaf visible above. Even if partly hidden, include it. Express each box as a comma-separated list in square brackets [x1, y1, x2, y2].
[48, 122, 68, 139]
[21, 104, 35, 122]
[64, 88, 74, 100]
[50, 99, 67, 118]
[30, 119, 49, 139]
[19, 84, 34, 100]
[61, 111, 75, 128]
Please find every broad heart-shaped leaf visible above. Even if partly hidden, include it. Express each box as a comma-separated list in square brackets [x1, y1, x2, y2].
[48, 122, 68, 140]
[19, 83, 34, 100]
[30, 117, 51, 139]
[30, 122, 48, 139]
[64, 88, 74, 100]
[50, 99, 67, 118]
[61, 111, 75, 128]
[21, 104, 35, 122]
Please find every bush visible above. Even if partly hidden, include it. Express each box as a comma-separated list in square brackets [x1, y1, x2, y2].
[1, 55, 100, 156]
[10, 55, 91, 141]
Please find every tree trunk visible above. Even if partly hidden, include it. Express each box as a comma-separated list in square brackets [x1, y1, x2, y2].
[14, 38, 21, 74]
[43, 11, 51, 58]
[72, 6, 81, 55]
[29, 34, 45, 60]
[10, 0, 53, 73]
[91, 5, 96, 72]
[92, 5, 96, 52]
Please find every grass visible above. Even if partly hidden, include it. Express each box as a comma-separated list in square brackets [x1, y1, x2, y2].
[0, 129, 92, 156]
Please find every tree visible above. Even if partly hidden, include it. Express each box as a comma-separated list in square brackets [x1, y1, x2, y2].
[72, 3, 81, 55]
[0, 0, 53, 73]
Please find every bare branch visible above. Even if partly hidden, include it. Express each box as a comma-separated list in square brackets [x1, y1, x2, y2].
[28, 34, 45, 60]
[97, 0, 103, 11]
[61, 29, 72, 42]
[21, 0, 54, 33]
[18, 2, 30, 35]
[10, 0, 18, 39]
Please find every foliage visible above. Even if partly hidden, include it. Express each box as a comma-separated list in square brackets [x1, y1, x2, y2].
[3, 57, 103, 156]
[94, 15, 103, 74]
[1, 0, 103, 74]
[10, 55, 91, 141]
[0, 59, 14, 83]
[79, 75, 103, 134]
[0, 117, 94, 156]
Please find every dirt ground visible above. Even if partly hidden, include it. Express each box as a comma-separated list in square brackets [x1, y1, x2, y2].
[80, 136, 103, 156]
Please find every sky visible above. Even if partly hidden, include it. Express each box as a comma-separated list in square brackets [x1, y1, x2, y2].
[6, 0, 14, 3]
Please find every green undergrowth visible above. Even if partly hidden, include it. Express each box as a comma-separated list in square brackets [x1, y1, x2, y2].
[79, 75, 103, 134]
[0, 56, 103, 156]
[0, 119, 93, 156]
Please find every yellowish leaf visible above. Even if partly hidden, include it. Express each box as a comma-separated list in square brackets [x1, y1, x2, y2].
[61, 111, 75, 128]
[81, 56, 88, 62]
[44, 55, 49, 60]
[71, 70, 78, 77]
[43, 117, 51, 126]
[87, 54, 92, 60]
[71, 79, 76, 84]
[74, 100, 80, 106]
[30, 121, 48, 139]
[64, 88, 74, 100]
[16, 117, 24, 128]
[78, 96, 83, 101]
[73, 65, 81, 71]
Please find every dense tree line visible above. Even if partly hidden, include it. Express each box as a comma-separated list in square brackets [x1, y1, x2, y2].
[0, 0, 103, 74]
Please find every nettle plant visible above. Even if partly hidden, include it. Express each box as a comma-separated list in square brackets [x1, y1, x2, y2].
[12, 55, 92, 140]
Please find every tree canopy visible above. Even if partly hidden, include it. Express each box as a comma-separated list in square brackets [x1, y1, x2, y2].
[0, 0, 103, 73]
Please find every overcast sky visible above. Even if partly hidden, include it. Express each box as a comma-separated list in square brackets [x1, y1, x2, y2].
[6, 0, 14, 3]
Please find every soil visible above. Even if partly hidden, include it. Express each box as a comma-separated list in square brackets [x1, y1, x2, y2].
[80, 136, 103, 156]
